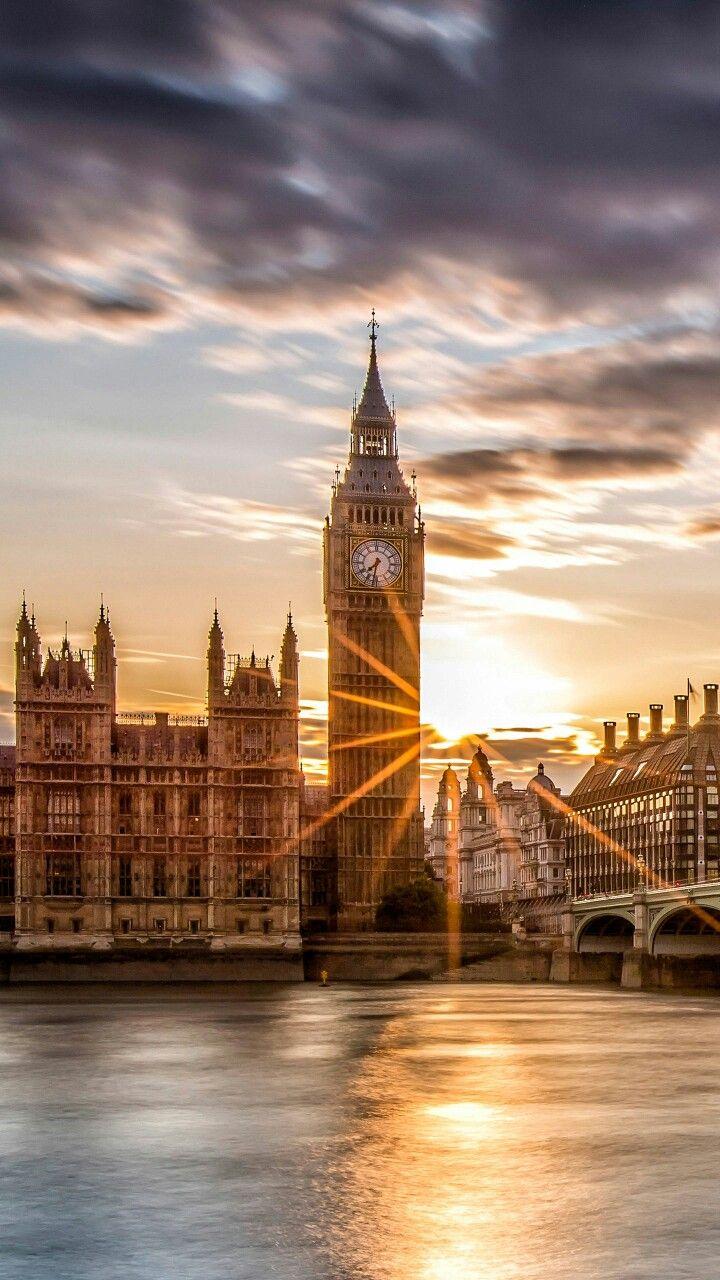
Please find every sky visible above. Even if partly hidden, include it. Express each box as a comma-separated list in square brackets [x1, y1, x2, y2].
[4, 0, 720, 811]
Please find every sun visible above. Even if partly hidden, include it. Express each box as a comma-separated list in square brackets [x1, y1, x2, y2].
[422, 633, 569, 746]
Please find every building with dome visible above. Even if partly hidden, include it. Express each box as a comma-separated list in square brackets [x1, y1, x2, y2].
[568, 685, 720, 895]
[430, 747, 568, 907]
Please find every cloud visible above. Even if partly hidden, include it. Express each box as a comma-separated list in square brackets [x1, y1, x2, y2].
[418, 434, 684, 578]
[439, 330, 720, 454]
[3, 1, 720, 332]
[420, 721, 599, 797]
[428, 582, 598, 624]
[427, 523, 516, 562]
[0, 272, 178, 338]
[421, 443, 682, 507]
[413, 328, 720, 576]
[684, 511, 720, 541]
[162, 483, 320, 549]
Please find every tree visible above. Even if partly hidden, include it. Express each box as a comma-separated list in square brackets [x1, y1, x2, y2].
[375, 877, 448, 933]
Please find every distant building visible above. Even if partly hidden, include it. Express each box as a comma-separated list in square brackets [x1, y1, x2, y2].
[431, 747, 567, 907]
[517, 763, 566, 897]
[9, 600, 301, 947]
[568, 687, 720, 895]
[0, 747, 15, 934]
[427, 766, 461, 895]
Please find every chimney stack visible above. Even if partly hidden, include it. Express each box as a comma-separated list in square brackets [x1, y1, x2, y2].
[704, 683, 719, 718]
[625, 712, 640, 746]
[649, 704, 663, 737]
[673, 694, 689, 730]
[603, 720, 617, 754]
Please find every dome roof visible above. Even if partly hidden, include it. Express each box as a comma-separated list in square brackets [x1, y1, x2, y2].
[468, 744, 493, 783]
[529, 761, 556, 792]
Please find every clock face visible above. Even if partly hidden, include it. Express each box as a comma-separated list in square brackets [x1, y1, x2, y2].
[351, 538, 403, 588]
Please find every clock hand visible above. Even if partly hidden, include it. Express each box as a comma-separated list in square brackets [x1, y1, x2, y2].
[370, 557, 380, 584]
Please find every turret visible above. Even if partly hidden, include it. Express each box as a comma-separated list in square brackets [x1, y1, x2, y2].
[15, 597, 40, 693]
[207, 604, 225, 709]
[279, 608, 299, 708]
[465, 743, 494, 801]
[93, 600, 116, 711]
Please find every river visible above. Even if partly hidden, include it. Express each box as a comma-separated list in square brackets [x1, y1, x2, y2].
[0, 983, 718, 1280]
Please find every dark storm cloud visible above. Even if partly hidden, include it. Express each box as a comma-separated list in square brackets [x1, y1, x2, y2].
[0, 0, 215, 68]
[448, 337, 720, 454]
[0, 274, 172, 333]
[420, 443, 682, 510]
[2, 1, 720, 323]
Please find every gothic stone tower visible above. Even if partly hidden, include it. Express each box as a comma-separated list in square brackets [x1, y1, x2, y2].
[14, 601, 116, 944]
[324, 316, 425, 928]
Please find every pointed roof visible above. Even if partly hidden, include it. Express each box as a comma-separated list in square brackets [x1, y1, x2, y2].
[96, 597, 112, 633]
[284, 603, 297, 636]
[355, 321, 393, 423]
[208, 599, 223, 641]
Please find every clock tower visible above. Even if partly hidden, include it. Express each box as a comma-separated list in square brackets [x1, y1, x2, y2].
[324, 315, 425, 928]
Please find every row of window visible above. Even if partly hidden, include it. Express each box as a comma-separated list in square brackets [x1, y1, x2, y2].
[40, 917, 274, 937]
[347, 504, 405, 526]
[41, 855, 280, 900]
[36, 789, 284, 838]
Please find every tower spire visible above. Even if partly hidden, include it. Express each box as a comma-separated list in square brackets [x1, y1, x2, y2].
[207, 602, 225, 708]
[354, 309, 392, 425]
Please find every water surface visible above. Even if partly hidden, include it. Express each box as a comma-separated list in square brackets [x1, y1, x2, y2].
[0, 983, 718, 1280]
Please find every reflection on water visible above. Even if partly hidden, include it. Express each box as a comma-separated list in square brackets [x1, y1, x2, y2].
[0, 984, 718, 1280]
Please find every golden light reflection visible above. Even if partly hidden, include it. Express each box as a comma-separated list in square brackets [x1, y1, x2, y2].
[325, 998, 537, 1280]
[424, 1100, 499, 1125]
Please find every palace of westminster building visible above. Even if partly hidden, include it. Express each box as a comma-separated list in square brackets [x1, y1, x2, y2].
[4, 319, 720, 949]
[0, 318, 425, 946]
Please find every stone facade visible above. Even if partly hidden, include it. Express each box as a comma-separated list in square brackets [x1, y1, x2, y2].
[10, 601, 301, 948]
[3, 318, 430, 943]
[324, 323, 425, 927]
[432, 746, 567, 905]
[427, 766, 461, 896]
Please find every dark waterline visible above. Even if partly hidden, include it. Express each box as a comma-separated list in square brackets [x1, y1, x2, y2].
[0, 983, 718, 1280]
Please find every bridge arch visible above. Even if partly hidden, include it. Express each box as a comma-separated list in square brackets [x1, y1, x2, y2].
[650, 904, 720, 956]
[575, 911, 635, 954]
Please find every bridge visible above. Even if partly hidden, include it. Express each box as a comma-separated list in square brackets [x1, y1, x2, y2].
[567, 881, 720, 957]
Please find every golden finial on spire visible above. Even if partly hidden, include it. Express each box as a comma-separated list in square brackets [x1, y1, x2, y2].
[368, 307, 379, 342]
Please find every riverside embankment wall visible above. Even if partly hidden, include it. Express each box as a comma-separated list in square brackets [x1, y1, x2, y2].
[0, 945, 305, 984]
[1, 937, 719, 990]
[302, 933, 539, 982]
